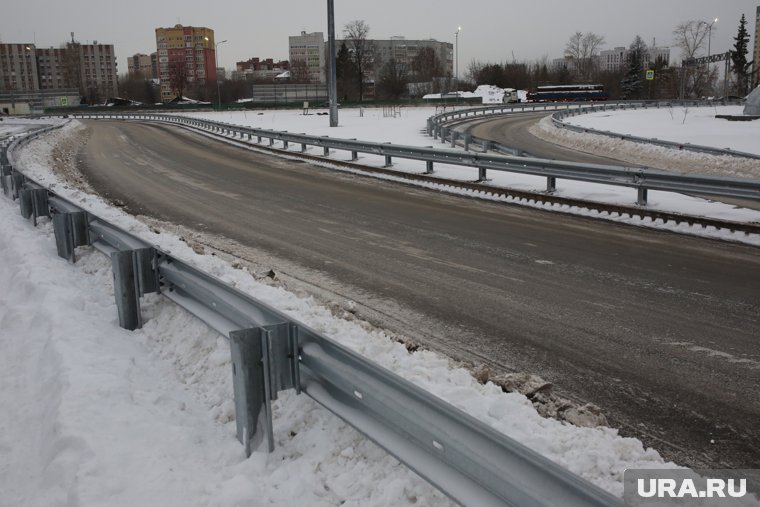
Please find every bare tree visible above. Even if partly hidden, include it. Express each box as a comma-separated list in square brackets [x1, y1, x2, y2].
[343, 20, 374, 101]
[168, 58, 190, 100]
[564, 32, 605, 80]
[673, 21, 715, 97]
[672, 21, 711, 59]
[289, 59, 311, 83]
[412, 47, 444, 82]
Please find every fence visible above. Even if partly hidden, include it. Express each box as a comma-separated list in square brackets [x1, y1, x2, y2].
[1, 125, 623, 506]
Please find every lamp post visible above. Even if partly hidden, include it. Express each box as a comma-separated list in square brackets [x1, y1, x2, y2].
[455, 26, 461, 95]
[706, 17, 718, 57]
[215, 39, 227, 111]
[327, 0, 338, 127]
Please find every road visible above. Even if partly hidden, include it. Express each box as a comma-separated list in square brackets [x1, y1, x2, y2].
[78, 120, 760, 469]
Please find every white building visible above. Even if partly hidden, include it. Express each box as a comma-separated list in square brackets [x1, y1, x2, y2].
[598, 46, 670, 72]
[288, 31, 325, 84]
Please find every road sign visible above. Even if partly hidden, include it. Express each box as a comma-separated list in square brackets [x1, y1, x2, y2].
[60, 97, 68, 106]
[645, 70, 655, 81]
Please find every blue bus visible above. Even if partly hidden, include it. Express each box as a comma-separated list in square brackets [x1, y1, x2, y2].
[527, 84, 608, 102]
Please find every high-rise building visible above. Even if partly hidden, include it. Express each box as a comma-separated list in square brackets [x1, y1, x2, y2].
[289, 31, 325, 83]
[155, 24, 217, 102]
[128, 53, 154, 78]
[0, 43, 39, 92]
[330, 37, 453, 84]
[598, 46, 670, 72]
[36, 42, 118, 101]
[1, 39, 117, 102]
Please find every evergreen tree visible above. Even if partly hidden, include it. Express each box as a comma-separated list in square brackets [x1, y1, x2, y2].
[731, 14, 751, 96]
[621, 35, 647, 99]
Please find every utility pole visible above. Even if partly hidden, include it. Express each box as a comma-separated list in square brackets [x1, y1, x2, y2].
[327, 0, 338, 127]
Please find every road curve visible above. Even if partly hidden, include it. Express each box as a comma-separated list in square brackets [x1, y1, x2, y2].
[78, 120, 760, 469]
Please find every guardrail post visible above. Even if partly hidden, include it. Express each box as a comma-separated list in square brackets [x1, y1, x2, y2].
[257, 135, 262, 143]
[53, 211, 88, 263]
[478, 168, 488, 182]
[464, 134, 471, 151]
[11, 172, 25, 200]
[351, 150, 359, 161]
[384, 155, 392, 167]
[229, 323, 300, 456]
[301, 143, 307, 153]
[481, 140, 491, 152]
[22, 188, 50, 226]
[269, 137, 275, 147]
[433, 125, 439, 140]
[425, 161, 434, 174]
[440, 127, 448, 144]
[323, 146, 330, 156]
[426, 119, 432, 136]
[546, 176, 557, 194]
[110, 247, 158, 331]
[450, 130, 458, 148]
[637, 187, 648, 206]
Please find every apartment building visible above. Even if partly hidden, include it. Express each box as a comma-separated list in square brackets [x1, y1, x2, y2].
[371, 37, 453, 77]
[289, 31, 325, 83]
[601, 46, 670, 72]
[0, 43, 39, 92]
[1, 40, 117, 102]
[128, 53, 154, 78]
[232, 58, 290, 81]
[37, 42, 118, 99]
[155, 24, 217, 102]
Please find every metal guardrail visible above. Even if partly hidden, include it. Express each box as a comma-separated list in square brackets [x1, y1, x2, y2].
[427, 99, 753, 161]
[2, 126, 624, 506]
[70, 110, 760, 207]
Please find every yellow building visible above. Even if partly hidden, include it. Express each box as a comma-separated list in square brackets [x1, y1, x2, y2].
[155, 24, 216, 102]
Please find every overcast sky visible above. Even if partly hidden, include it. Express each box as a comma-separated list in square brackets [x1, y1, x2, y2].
[1, 0, 757, 75]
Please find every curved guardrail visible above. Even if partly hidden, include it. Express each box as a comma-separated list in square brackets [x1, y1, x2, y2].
[2, 124, 625, 507]
[70, 112, 760, 207]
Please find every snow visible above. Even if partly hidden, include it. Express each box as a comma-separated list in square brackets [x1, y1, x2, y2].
[563, 105, 760, 156]
[0, 120, 683, 506]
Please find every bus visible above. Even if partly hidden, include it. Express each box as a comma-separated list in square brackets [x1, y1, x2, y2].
[526, 84, 608, 102]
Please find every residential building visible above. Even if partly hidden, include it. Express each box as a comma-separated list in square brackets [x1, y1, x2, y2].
[371, 37, 453, 78]
[155, 24, 217, 102]
[289, 31, 325, 83]
[128, 53, 154, 78]
[2, 39, 118, 102]
[0, 43, 39, 93]
[37, 42, 118, 100]
[330, 36, 453, 90]
[598, 46, 670, 72]
[232, 58, 290, 82]
[151, 52, 159, 80]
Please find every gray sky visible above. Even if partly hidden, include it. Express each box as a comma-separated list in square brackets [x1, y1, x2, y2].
[1, 1, 757, 75]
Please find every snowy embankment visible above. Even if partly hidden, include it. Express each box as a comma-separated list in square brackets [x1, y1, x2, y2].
[179, 107, 760, 246]
[0, 122, 676, 505]
[532, 105, 760, 184]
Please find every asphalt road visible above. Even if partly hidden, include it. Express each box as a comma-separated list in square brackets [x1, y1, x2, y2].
[79, 120, 760, 469]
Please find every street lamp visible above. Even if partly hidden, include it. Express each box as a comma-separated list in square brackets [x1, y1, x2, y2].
[215, 39, 227, 111]
[455, 26, 461, 95]
[702, 18, 718, 57]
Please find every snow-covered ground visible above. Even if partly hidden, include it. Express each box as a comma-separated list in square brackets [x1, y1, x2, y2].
[178, 106, 760, 246]
[564, 105, 760, 155]
[0, 120, 684, 506]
